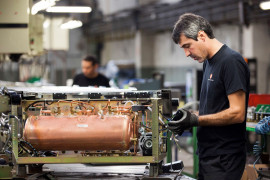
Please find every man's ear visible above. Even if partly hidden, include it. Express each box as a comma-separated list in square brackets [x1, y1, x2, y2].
[197, 31, 206, 42]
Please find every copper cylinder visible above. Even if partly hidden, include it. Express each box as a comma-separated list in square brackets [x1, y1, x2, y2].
[23, 115, 133, 151]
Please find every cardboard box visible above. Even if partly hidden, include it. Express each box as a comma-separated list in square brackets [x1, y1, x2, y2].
[241, 168, 248, 180]
[245, 164, 270, 180]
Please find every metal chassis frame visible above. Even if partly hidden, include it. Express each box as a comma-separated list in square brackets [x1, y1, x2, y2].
[10, 98, 166, 177]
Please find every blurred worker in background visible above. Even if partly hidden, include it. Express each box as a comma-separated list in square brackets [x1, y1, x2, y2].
[168, 13, 250, 180]
[73, 55, 110, 87]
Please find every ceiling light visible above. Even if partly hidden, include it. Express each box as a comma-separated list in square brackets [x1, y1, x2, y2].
[46, 6, 92, 13]
[31, 0, 56, 15]
[60, 20, 83, 29]
[260, 1, 270, 10]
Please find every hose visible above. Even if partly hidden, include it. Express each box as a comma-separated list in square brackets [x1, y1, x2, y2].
[253, 135, 270, 180]
[181, 101, 199, 109]
[19, 140, 38, 156]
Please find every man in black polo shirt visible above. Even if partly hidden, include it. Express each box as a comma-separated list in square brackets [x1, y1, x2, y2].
[73, 55, 110, 87]
[168, 13, 250, 180]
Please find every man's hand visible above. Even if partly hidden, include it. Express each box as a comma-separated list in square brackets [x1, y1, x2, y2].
[167, 109, 199, 136]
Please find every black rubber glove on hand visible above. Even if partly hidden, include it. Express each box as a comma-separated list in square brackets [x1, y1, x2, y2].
[167, 109, 199, 136]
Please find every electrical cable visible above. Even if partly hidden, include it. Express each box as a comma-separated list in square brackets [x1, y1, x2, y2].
[19, 140, 38, 157]
[142, 113, 145, 125]
[253, 135, 270, 180]
[141, 124, 151, 130]
[24, 100, 55, 111]
[159, 112, 172, 122]
[181, 101, 199, 109]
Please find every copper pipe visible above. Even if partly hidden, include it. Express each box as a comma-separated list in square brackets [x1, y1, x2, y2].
[24, 115, 134, 151]
[145, 111, 148, 127]
[133, 114, 138, 155]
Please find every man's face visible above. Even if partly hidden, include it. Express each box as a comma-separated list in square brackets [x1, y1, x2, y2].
[81, 60, 97, 77]
[179, 33, 208, 63]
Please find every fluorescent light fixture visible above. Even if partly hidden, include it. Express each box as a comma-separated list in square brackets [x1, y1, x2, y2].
[46, 6, 92, 13]
[260, 1, 270, 10]
[60, 20, 83, 29]
[31, 0, 56, 15]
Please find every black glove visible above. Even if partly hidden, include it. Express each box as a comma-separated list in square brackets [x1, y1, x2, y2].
[167, 109, 199, 136]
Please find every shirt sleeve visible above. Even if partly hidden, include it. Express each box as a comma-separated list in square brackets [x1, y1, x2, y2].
[222, 55, 249, 95]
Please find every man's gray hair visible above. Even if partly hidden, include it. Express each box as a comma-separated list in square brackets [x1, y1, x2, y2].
[172, 13, 215, 44]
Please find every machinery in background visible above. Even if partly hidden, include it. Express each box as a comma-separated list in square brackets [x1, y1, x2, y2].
[247, 104, 270, 122]
[0, 0, 30, 56]
[244, 93, 270, 180]
[0, 0, 43, 62]
[0, 0, 47, 85]
[247, 94, 270, 122]
[0, 86, 184, 179]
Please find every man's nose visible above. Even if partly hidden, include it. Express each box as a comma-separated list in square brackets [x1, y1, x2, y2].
[184, 49, 191, 57]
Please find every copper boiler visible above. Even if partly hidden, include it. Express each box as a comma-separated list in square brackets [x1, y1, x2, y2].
[23, 115, 133, 151]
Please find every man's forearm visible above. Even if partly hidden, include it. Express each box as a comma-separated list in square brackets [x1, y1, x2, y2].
[198, 107, 245, 126]
[198, 90, 246, 126]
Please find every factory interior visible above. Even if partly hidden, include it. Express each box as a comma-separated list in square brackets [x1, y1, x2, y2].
[0, 0, 270, 179]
